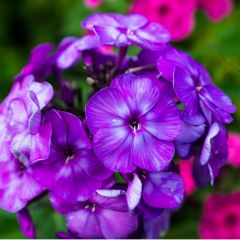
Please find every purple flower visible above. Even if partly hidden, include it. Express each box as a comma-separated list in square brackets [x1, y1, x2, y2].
[157, 47, 236, 124]
[6, 75, 53, 164]
[82, 13, 170, 49]
[17, 208, 36, 238]
[32, 110, 112, 201]
[51, 190, 138, 239]
[15, 43, 54, 82]
[0, 147, 43, 212]
[126, 171, 184, 210]
[86, 73, 181, 172]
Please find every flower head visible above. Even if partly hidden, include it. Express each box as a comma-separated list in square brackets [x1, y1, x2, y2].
[82, 13, 170, 49]
[51, 190, 138, 239]
[157, 47, 236, 124]
[32, 110, 112, 201]
[86, 73, 181, 172]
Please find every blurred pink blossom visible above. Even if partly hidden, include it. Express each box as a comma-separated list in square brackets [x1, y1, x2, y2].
[198, 0, 233, 21]
[84, 0, 102, 9]
[228, 133, 240, 167]
[199, 192, 240, 238]
[131, 0, 233, 41]
[179, 158, 196, 196]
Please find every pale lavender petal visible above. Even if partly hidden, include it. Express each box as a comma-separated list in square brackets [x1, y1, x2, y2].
[126, 173, 142, 210]
[200, 122, 219, 165]
[28, 81, 53, 109]
[56, 40, 82, 69]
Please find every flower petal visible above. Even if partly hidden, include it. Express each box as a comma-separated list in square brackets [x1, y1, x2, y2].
[132, 130, 174, 172]
[86, 87, 130, 134]
[93, 126, 136, 172]
[126, 173, 142, 210]
[143, 172, 184, 209]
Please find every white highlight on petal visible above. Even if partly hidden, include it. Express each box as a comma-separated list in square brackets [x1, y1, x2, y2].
[127, 173, 142, 210]
[96, 189, 125, 198]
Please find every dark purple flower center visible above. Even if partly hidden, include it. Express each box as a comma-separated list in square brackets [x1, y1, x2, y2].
[129, 118, 141, 133]
[158, 4, 170, 15]
[224, 213, 238, 227]
[64, 149, 75, 163]
[85, 201, 97, 212]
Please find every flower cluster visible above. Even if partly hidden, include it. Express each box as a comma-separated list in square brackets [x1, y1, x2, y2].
[0, 13, 236, 238]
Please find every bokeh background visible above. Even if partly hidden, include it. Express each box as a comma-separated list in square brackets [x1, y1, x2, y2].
[0, 0, 239, 238]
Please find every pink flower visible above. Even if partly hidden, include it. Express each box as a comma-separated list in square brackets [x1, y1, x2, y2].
[228, 133, 240, 167]
[131, 0, 197, 41]
[179, 158, 196, 196]
[199, 192, 240, 239]
[198, 0, 233, 21]
[84, 0, 102, 9]
[131, 0, 233, 41]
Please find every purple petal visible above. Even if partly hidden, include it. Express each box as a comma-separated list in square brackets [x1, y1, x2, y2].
[129, 22, 170, 49]
[175, 141, 191, 159]
[30, 122, 52, 164]
[0, 160, 43, 212]
[110, 73, 160, 117]
[132, 130, 175, 172]
[201, 85, 236, 113]
[144, 210, 170, 238]
[176, 120, 206, 143]
[28, 80, 53, 110]
[173, 67, 197, 108]
[93, 25, 130, 47]
[141, 90, 181, 141]
[33, 152, 102, 201]
[67, 209, 103, 238]
[82, 13, 123, 30]
[29, 43, 53, 63]
[93, 126, 136, 172]
[126, 173, 142, 210]
[59, 111, 92, 150]
[56, 40, 82, 69]
[143, 172, 184, 209]
[99, 207, 138, 238]
[85, 88, 130, 134]
[17, 208, 36, 239]
[44, 110, 67, 147]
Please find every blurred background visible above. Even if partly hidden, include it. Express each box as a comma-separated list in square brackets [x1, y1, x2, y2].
[0, 0, 239, 238]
